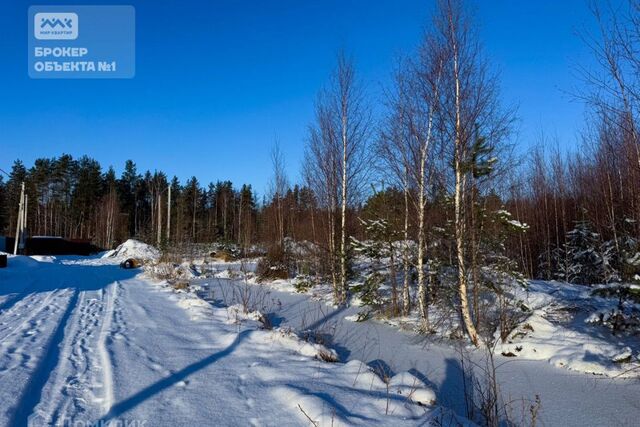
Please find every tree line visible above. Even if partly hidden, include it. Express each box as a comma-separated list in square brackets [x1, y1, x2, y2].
[2, 0, 640, 345]
[0, 156, 260, 250]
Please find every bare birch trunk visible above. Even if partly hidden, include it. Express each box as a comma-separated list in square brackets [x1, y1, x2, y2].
[402, 168, 411, 315]
[452, 31, 480, 346]
[157, 192, 162, 246]
[167, 186, 171, 242]
[340, 109, 349, 305]
[416, 91, 438, 329]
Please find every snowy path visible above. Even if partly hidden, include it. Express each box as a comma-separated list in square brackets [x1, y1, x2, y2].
[0, 257, 456, 427]
[200, 277, 640, 427]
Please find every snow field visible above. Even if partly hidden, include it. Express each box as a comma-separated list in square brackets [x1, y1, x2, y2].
[0, 252, 466, 426]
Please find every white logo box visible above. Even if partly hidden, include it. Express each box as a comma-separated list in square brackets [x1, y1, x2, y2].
[34, 12, 78, 40]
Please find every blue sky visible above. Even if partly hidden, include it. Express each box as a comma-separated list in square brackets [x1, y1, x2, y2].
[0, 0, 599, 195]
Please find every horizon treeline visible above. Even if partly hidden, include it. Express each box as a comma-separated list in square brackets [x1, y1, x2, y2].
[2, 0, 640, 343]
[0, 154, 322, 253]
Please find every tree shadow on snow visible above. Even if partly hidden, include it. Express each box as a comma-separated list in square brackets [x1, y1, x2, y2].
[286, 384, 376, 422]
[368, 359, 395, 378]
[435, 358, 469, 418]
[93, 329, 253, 426]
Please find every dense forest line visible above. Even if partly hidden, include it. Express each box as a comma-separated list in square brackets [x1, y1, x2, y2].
[2, 0, 640, 344]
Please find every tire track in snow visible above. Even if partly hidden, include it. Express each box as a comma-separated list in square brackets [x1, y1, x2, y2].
[97, 281, 117, 415]
[41, 291, 92, 424]
[8, 289, 80, 427]
[37, 279, 120, 424]
[41, 290, 100, 424]
[0, 278, 38, 314]
[0, 288, 72, 383]
[0, 290, 62, 343]
[109, 281, 173, 378]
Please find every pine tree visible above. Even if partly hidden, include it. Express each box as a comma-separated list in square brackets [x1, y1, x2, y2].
[600, 239, 621, 284]
[618, 219, 640, 283]
[487, 209, 529, 340]
[118, 160, 140, 236]
[72, 156, 103, 238]
[565, 218, 602, 285]
[350, 218, 391, 318]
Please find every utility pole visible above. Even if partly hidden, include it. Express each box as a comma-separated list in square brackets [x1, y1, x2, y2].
[157, 192, 162, 246]
[166, 185, 171, 241]
[13, 182, 25, 255]
[21, 195, 28, 251]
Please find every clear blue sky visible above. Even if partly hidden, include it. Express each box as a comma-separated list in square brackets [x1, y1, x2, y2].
[0, 0, 599, 195]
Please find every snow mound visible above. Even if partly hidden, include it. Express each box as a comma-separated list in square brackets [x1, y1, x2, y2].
[226, 304, 266, 326]
[145, 262, 197, 280]
[176, 294, 215, 321]
[30, 255, 57, 263]
[273, 360, 447, 426]
[104, 239, 160, 262]
[272, 328, 339, 362]
[497, 307, 640, 377]
[335, 360, 437, 406]
[388, 371, 436, 406]
[3, 255, 41, 269]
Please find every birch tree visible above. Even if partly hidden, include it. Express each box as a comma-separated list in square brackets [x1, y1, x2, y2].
[335, 53, 372, 304]
[435, 0, 513, 345]
[304, 52, 371, 304]
[304, 100, 340, 296]
[269, 140, 289, 250]
[378, 47, 444, 326]
[378, 70, 415, 315]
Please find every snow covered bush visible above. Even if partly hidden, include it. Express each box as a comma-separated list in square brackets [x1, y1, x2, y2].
[256, 245, 289, 281]
[590, 284, 640, 333]
[563, 219, 603, 284]
[542, 216, 640, 286]
[350, 217, 401, 316]
[292, 275, 314, 293]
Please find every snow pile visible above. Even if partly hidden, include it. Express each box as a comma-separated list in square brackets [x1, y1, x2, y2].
[496, 281, 640, 377]
[339, 361, 436, 406]
[173, 262, 199, 279]
[145, 262, 199, 282]
[226, 304, 267, 326]
[388, 371, 437, 406]
[271, 328, 339, 362]
[175, 293, 216, 321]
[2, 255, 42, 269]
[103, 239, 160, 262]
[271, 360, 449, 426]
[497, 309, 640, 376]
[29, 255, 57, 263]
[213, 269, 236, 279]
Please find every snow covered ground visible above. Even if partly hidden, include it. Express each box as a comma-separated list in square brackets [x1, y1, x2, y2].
[196, 271, 640, 426]
[202, 261, 640, 380]
[0, 252, 465, 426]
[496, 280, 640, 377]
